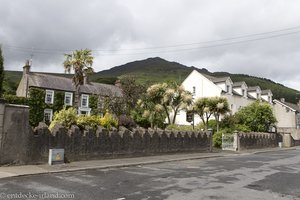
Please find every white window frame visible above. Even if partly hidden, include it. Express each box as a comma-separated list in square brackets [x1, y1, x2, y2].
[78, 107, 91, 116]
[44, 109, 53, 122]
[45, 90, 54, 104]
[81, 94, 89, 108]
[64, 92, 73, 106]
[192, 86, 196, 96]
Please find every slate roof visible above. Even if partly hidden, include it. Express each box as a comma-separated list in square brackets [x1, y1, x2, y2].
[274, 99, 300, 113]
[261, 89, 272, 95]
[28, 73, 123, 97]
[202, 74, 230, 83]
[232, 81, 247, 88]
[247, 86, 261, 92]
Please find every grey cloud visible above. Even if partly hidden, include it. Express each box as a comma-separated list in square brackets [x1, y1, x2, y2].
[1, 0, 300, 90]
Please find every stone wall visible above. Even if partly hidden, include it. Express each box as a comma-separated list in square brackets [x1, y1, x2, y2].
[0, 102, 31, 165]
[238, 132, 282, 151]
[281, 132, 300, 147]
[28, 124, 212, 163]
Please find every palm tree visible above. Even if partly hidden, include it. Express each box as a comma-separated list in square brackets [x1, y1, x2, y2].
[63, 49, 94, 108]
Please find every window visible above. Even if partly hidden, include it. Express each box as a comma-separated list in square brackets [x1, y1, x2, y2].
[64, 92, 73, 106]
[242, 89, 245, 97]
[226, 85, 230, 93]
[81, 94, 89, 108]
[78, 107, 91, 116]
[44, 109, 53, 123]
[45, 90, 54, 104]
[192, 86, 196, 96]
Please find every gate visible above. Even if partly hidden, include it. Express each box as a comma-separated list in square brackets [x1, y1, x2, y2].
[222, 133, 238, 151]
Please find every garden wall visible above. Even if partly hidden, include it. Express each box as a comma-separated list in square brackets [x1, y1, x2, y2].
[29, 124, 213, 163]
[0, 102, 31, 165]
[238, 132, 282, 150]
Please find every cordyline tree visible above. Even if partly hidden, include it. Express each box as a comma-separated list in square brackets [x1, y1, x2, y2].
[194, 96, 230, 131]
[0, 46, 4, 97]
[63, 49, 94, 108]
[211, 97, 230, 132]
[145, 82, 193, 125]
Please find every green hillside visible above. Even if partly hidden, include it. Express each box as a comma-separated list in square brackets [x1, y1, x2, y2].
[94, 57, 300, 103]
[3, 57, 300, 103]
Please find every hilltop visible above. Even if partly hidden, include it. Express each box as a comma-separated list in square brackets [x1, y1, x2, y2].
[3, 57, 300, 103]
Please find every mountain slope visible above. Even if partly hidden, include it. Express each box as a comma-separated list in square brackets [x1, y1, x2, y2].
[94, 57, 300, 103]
[3, 57, 300, 104]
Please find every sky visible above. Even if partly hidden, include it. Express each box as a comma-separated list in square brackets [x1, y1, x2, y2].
[1, 0, 300, 90]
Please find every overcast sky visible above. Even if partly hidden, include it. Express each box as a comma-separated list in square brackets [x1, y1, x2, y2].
[1, 0, 300, 90]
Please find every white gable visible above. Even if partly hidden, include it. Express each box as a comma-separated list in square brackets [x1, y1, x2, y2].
[181, 70, 222, 98]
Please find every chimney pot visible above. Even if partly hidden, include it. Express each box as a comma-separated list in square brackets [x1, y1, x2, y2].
[280, 98, 285, 102]
[83, 73, 89, 85]
[23, 60, 30, 75]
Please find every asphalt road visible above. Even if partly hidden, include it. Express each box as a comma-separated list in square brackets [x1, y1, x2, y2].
[1, 149, 300, 200]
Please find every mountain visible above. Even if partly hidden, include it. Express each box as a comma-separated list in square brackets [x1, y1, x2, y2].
[3, 57, 300, 103]
[93, 57, 300, 103]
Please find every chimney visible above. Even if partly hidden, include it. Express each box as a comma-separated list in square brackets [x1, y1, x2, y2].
[83, 72, 89, 85]
[280, 98, 285, 103]
[115, 79, 121, 88]
[23, 60, 30, 75]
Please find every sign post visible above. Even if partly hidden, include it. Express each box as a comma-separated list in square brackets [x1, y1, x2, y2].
[48, 149, 64, 165]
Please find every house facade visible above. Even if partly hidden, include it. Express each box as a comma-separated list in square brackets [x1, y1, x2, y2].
[16, 61, 122, 122]
[176, 70, 272, 126]
[273, 98, 300, 139]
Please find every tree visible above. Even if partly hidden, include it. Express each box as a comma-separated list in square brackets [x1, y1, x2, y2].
[193, 97, 213, 130]
[0, 46, 4, 97]
[117, 76, 146, 115]
[146, 82, 192, 125]
[235, 100, 277, 132]
[211, 97, 230, 132]
[63, 49, 94, 108]
[194, 96, 230, 131]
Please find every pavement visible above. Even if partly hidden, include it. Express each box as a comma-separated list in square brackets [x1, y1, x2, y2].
[0, 147, 297, 179]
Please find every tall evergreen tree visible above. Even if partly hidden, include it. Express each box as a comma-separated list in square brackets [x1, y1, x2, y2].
[0, 46, 4, 97]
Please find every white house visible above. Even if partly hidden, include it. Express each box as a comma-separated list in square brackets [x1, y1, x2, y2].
[176, 70, 222, 125]
[273, 98, 300, 139]
[176, 70, 272, 126]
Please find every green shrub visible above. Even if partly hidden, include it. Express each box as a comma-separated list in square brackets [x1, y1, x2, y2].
[118, 115, 136, 130]
[213, 131, 223, 148]
[196, 120, 217, 131]
[100, 112, 118, 130]
[3, 94, 28, 105]
[166, 124, 195, 131]
[76, 115, 101, 130]
[49, 107, 77, 131]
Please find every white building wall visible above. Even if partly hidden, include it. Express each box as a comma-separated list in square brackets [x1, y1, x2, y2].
[223, 94, 254, 114]
[273, 103, 296, 128]
[176, 70, 222, 125]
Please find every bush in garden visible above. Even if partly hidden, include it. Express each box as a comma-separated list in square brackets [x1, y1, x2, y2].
[100, 112, 118, 130]
[118, 115, 136, 129]
[76, 115, 101, 130]
[213, 131, 223, 148]
[49, 107, 77, 131]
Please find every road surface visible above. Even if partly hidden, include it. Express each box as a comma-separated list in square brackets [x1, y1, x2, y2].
[0, 149, 300, 200]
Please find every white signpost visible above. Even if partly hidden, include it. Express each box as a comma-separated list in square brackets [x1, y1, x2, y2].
[48, 149, 64, 165]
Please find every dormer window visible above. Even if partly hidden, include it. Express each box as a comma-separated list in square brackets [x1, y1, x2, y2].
[192, 86, 196, 96]
[45, 90, 54, 104]
[242, 89, 245, 97]
[226, 85, 230, 93]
